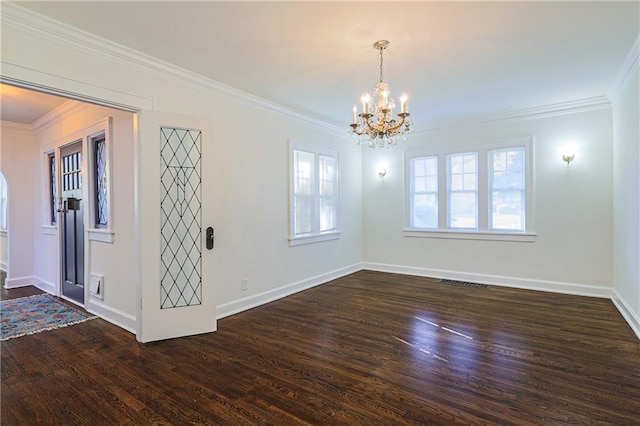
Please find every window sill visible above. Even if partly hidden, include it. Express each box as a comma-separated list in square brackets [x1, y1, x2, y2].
[289, 231, 340, 247]
[88, 229, 114, 243]
[403, 229, 536, 242]
[42, 225, 57, 235]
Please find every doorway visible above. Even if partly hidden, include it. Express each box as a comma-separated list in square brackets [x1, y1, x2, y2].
[59, 141, 85, 304]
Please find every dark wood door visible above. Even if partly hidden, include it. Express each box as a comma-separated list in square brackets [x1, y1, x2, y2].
[60, 142, 84, 304]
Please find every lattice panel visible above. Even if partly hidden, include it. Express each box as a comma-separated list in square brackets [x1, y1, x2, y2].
[160, 128, 202, 309]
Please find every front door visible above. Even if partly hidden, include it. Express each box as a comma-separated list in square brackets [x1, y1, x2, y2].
[60, 142, 84, 304]
[136, 111, 217, 343]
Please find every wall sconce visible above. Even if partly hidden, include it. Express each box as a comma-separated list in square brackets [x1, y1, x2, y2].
[378, 168, 387, 179]
[562, 153, 575, 164]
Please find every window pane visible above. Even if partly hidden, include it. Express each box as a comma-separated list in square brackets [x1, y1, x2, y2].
[294, 194, 313, 235]
[491, 190, 524, 230]
[319, 197, 336, 232]
[412, 193, 437, 229]
[49, 154, 57, 224]
[449, 192, 477, 229]
[294, 150, 314, 196]
[463, 173, 476, 190]
[451, 174, 463, 190]
[95, 137, 108, 226]
[319, 155, 336, 197]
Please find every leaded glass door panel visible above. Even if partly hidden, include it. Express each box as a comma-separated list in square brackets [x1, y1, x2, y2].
[137, 111, 217, 343]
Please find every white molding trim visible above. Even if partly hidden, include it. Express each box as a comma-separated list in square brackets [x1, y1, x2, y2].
[609, 34, 640, 103]
[216, 263, 362, 319]
[86, 299, 136, 335]
[0, 262, 6, 272]
[0, 120, 32, 132]
[414, 96, 611, 134]
[42, 225, 57, 236]
[362, 262, 613, 299]
[31, 100, 84, 133]
[403, 229, 537, 242]
[4, 275, 35, 289]
[33, 276, 57, 295]
[612, 290, 640, 340]
[1, 3, 345, 138]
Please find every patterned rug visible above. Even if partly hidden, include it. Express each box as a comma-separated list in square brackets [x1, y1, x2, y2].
[1, 294, 96, 341]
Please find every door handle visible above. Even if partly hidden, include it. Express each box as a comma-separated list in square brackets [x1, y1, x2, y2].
[206, 227, 214, 250]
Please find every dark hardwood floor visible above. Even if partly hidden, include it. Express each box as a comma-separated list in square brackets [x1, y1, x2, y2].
[2, 271, 639, 425]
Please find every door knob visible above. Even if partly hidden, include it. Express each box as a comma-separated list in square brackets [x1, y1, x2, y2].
[206, 227, 214, 250]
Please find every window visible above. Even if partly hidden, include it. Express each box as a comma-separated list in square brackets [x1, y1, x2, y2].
[48, 153, 57, 225]
[409, 156, 438, 229]
[289, 144, 339, 245]
[405, 138, 534, 241]
[447, 152, 478, 229]
[93, 134, 108, 227]
[489, 147, 525, 231]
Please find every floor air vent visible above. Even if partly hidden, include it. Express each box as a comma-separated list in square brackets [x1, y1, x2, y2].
[440, 279, 489, 289]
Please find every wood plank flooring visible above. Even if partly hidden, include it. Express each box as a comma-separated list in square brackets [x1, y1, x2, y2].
[2, 271, 639, 425]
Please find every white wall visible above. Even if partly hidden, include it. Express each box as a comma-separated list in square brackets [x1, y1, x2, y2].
[1, 7, 362, 332]
[363, 108, 614, 295]
[32, 103, 137, 330]
[0, 122, 36, 287]
[612, 59, 640, 337]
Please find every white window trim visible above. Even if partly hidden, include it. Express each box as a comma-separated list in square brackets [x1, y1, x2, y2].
[288, 141, 340, 246]
[404, 136, 536, 242]
[40, 117, 114, 243]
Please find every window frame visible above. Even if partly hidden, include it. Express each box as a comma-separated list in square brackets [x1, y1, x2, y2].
[288, 142, 340, 246]
[40, 117, 114, 242]
[404, 137, 536, 242]
[90, 131, 109, 229]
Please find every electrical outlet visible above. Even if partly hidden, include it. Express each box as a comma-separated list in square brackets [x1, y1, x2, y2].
[241, 278, 248, 291]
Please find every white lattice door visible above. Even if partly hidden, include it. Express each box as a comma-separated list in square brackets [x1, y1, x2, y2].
[136, 111, 217, 343]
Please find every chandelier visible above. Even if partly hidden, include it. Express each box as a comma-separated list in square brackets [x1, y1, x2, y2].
[350, 40, 413, 148]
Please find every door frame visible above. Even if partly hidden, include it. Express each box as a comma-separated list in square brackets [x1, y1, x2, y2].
[1, 72, 152, 339]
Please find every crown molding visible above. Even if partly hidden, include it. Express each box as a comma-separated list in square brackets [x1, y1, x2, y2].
[609, 34, 640, 103]
[413, 96, 611, 134]
[0, 120, 32, 132]
[31, 100, 84, 133]
[1, 3, 345, 138]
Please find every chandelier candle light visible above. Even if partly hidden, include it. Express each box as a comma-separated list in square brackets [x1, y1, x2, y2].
[350, 40, 413, 148]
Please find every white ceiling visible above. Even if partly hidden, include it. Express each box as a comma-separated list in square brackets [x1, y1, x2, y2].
[8, 1, 640, 129]
[0, 84, 69, 125]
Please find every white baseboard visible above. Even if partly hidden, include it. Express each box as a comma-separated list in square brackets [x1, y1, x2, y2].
[86, 299, 136, 335]
[4, 276, 35, 289]
[362, 262, 614, 298]
[0, 262, 7, 272]
[217, 263, 362, 319]
[612, 291, 640, 340]
[33, 276, 57, 295]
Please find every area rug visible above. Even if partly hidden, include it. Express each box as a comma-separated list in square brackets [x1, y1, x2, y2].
[1, 294, 96, 341]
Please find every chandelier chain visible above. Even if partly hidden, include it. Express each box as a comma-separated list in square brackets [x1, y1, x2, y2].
[379, 46, 384, 84]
